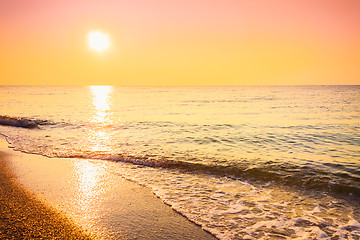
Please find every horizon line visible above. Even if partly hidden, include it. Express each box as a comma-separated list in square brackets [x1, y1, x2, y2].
[1, 84, 359, 87]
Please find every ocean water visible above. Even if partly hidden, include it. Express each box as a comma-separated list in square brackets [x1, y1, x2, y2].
[0, 85, 359, 239]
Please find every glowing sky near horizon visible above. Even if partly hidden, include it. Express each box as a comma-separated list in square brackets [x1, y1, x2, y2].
[0, 0, 359, 86]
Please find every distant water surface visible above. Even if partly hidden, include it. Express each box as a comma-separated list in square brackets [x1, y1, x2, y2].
[0, 85, 359, 239]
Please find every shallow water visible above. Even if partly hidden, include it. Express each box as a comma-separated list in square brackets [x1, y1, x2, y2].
[0, 85, 359, 239]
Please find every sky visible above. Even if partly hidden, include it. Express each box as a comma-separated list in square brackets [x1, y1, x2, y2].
[1, 0, 359, 86]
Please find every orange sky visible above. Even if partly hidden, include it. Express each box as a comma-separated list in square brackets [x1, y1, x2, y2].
[1, 0, 359, 86]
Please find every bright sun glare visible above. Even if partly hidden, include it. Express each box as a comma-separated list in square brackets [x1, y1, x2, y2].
[88, 30, 110, 53]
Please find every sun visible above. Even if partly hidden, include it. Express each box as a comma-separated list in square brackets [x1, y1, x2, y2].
[88, 30, 110, 53]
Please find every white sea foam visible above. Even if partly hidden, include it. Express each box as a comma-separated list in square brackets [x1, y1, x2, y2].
[108, 161, 360, 239]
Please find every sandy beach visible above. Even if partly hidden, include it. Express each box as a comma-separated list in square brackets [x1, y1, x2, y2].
[0, 152, 93, 239]
[0, 137, 216, 239]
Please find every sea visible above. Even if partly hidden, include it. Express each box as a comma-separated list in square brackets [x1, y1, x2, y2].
[0, 85, 359, 239]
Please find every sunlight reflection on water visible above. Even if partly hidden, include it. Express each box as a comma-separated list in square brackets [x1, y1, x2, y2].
[89, 85, 113, 125]
[88, 86, 114, 152]
[64, 86, 115, 228]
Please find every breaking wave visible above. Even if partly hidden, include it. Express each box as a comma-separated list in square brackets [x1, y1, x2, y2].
[0, 115, 40, 128]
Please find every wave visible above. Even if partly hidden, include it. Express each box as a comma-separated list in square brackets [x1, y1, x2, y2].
[48, 151, 360, 200]
[0, 115, 39, 129]
[0, 115, 56, 129]
[1, 114, 359, 201]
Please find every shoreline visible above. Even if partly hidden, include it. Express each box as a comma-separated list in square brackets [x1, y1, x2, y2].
[0, 136, 216, 239]
[0, 151, 93, 239]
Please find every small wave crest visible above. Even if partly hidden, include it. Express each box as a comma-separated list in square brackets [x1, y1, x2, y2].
[0, 115, 56, 129]
[51, 151, 360, 200]
[0, 115, 39, 129]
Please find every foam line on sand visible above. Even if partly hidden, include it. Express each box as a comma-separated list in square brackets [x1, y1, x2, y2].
[0, 136, 216, 239]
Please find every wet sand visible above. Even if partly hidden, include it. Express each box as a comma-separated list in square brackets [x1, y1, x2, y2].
[0, 151, 93, 239]
[0, 137, 216, 239]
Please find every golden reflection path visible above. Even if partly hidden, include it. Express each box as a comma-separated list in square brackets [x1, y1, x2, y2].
[69, 86, 115, 232]
[89, 85, 113, 125]
[71, 160, 107, 232]
[89, 85, 114, 152]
